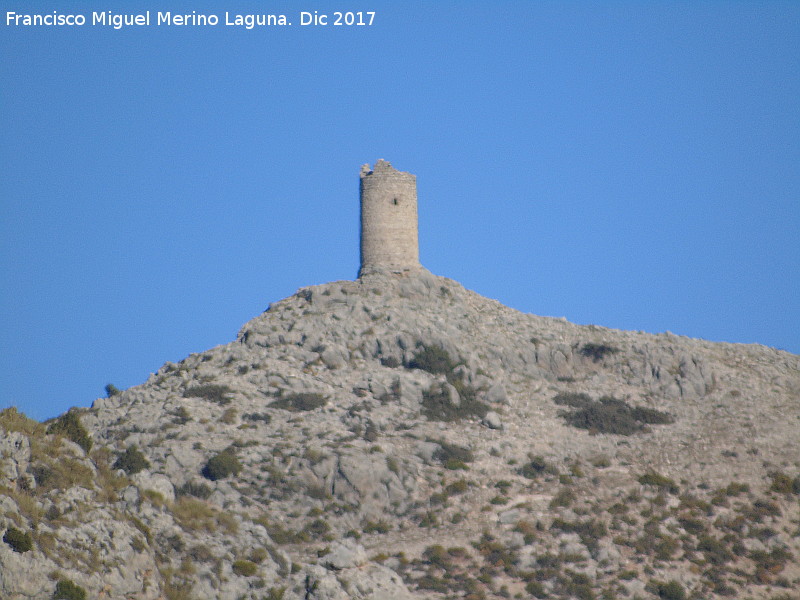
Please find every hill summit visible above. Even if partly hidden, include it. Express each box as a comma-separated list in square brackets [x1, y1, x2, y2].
[1, 162, 799, 599]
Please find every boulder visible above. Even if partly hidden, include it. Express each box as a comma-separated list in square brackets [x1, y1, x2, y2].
[482, 410, 503, 430]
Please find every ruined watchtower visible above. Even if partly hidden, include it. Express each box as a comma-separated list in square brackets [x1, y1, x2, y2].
[359, 160, 420, 277]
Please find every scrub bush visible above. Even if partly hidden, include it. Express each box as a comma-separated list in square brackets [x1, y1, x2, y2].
[52, 579, 87, 600]
[270, 393, 327, 412]
[46, 411, 92, 453]
[113, 445, 150, 475]
[202, 448, 241, 480]
[3, 527, 32, 553]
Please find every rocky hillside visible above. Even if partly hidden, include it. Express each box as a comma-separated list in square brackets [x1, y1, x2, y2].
[2, 269, 799, 600]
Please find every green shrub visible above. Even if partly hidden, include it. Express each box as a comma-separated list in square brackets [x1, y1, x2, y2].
[649, 579, 686, 600]
[433, 441, 474, 469]
[363, 520, 391, 534]
[380, 356, 401, 368]
[183, 384, 233, 405]
[519, 455, 558, 479]
[3, 527, 32, 553]
[243, 412, 272, 424]
[113, 446, 150, 475]
[654, 536, 680, 560]
[304, 518, 331, 537]
[53, 579, 87, 600]
[550, 487, 576, 508]
[409, 345, 457, 374]
[422, 544, 450, 568]
[416, 574, 449, 593]
[30, 456, 93, 492]
[677, 515, 705, 536]
[560, 396, 674, 435]
[696, 535, 733, 564]
[219, 408, 238, 424]
[556, 571, 595, 600]
[472, 532, 518, 572]
[743, 499, 781, 522]
[749, 547, 793, 575]
[176, 481, 213, 499]
[550, 518, 607, 553]
[105, 383, 121, 397]
[172, 406, 191, 424]
[232, 559, 258, 577]
[526, 581, 547, 598]
[270, 393, 327, 412]
[630, 405, 675, 425]
[638, 471, 679, 494]
[769, 471, 800, 495]
[514, 520, 538, 544]
[260, 521, 305, 545]
[265, 587, 286, 600]
[579, 343, 619, 362]
[421, 381, 488, 422]
[726, 481, 750, 495]
[46, 411, 92, 453]
[553, 392, 592, 408]
[445, 479, 469, 495]
[202, 449, 241, 480]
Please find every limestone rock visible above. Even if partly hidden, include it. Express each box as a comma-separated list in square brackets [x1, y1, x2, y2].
[485, 381, 509, 404]
[321, 540, 368, 570]
[132, 471, 175, 503]
[482, 410, 503, 430]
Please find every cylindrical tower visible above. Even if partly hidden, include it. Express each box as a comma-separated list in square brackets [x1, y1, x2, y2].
[359, 159, 420, 277]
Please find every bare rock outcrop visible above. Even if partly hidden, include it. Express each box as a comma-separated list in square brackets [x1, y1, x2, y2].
[2, 270, 798, 599]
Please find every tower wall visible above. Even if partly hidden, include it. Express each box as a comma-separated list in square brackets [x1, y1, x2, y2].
[359, 160, 420, 277]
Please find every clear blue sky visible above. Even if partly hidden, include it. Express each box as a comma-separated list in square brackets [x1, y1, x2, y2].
[2, 1, 798, 421]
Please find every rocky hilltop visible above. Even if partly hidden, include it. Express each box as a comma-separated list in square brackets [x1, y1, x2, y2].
[1, 269, 799, 600]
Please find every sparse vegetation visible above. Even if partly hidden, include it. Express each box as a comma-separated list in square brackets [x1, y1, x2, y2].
[0, 406, 42, 436]
[1, 258, 796, 600]
[638, 471, 679, 494]
[172, 497, 237, 534]
[769, 471, 800, 495]
[270, 393, 327, 412]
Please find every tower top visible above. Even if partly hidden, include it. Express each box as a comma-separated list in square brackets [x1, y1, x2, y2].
[360, 159, 406, 178]
[358, 160, 420, 277]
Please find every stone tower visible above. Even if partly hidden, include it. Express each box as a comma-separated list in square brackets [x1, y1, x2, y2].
[359, 160, 420, 277]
